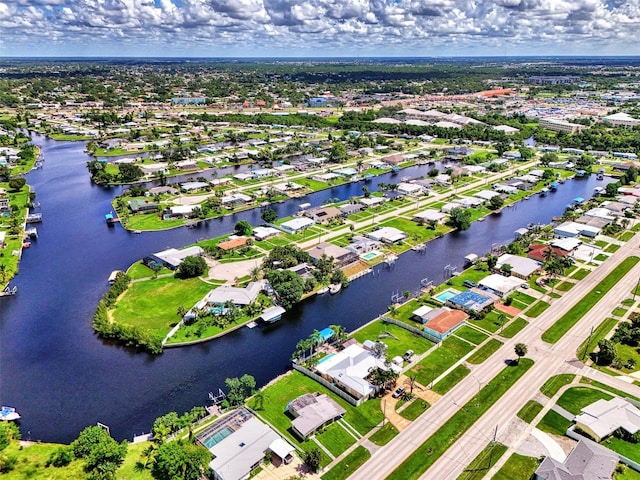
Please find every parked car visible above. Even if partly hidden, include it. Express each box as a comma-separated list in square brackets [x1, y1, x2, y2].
[463, 280, 477, 288]
[392, 386, 405, 398]
[403, 349, 415, 361]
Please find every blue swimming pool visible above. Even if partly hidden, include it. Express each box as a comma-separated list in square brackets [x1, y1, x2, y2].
[434, 289, 459, 303]
[317, 353, 335, 365]
[361, 250, 382, 261]
[201, 426, 234, 449]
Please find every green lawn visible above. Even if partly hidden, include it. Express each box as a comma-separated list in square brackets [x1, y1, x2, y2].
[526, 301, 550, 318]
[315, 423, 357, 457]
[577, 317, 619, 361]
[399, 399, 430, 421]
[517, 400, 544, 423]
[500, 318, 528, 338]
[605, 437, 640, 463]
[555, 281, 574, 292]
[112, 276, 213, 336]
[410, 336, 475, 387]
[580, 377, 640, 402]
[605, 244, 621, 253]
[540, 374, 575, 397]
[571, 268, 590, 280]
[454, 326, 489, 345]
[466, 339, 504, 365]
[457, 442, 508, 480]
[433, 365, 471, 395]
[351, 319, 434, 359]
[321, 446, 371, 480]
[541, 256, 640, 343]
[492, 453, 539, 480]
[556, 387, 613, 415]
[472, 310, 511, 333]
[615, 466, 640, 480]
[387, 359, 534, 480]
[511, 291, 537, 306]
[369, 422, 399, 446]
[126, 261, 172, 280]
[538, 410, 572, 436]
[612, 307, 628, 317]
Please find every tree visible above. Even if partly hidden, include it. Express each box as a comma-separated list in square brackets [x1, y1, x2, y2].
[8, 177, 26, 192]
[0, 422, 20, 452]
[261, 207, 278, 224]
[329, 141, 347, 163]
[234, 220, 253, 236]
[176, 256, 206, 279]
[514, 343, 527, 364]
[596, 339, 617, 366]
[447, 207, 472, 230]
[302, 448, 322, 473]
[151, 441, 211, 480]
[225, 374, 256, 406]
[486, 254, 498, 270]
[540, 152, 558, 167]
[71, 426, 127, 480]
[118, 163, 143, 183]
[265, 269, 304, 309]
[489, 195, 504, 211]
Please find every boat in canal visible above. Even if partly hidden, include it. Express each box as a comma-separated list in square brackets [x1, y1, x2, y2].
[329, 283, 342, 294]
[316, 286, 329, 295]
[1, 406, 20, 421]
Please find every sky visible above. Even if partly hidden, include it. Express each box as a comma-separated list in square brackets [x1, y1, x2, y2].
[1, 0, 639, 57]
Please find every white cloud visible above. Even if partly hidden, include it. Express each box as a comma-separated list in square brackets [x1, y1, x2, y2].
[1, 0, 640, 56]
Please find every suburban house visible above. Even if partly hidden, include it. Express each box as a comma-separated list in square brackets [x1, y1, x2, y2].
[287, 393, 346, 440]
[127, 199, 158, 214]
[205, 281, 266, 307]
[217, 236, 248, 252]
[446, 289, 497, 313]
[346, 236, 381, 255]
[279, 217, 315, 234]
[164, 204, 198, 218]
[140, 163, 168, 177]
[478, 274, 525, 297]
[339, 203, 364, 216]
[422, 308, 470, 341]
[146, 246, 204, 270]
[527, 243, 572, 263]
[305, 206, 342, 224]
[359, 197, 388, 208]
[413, 209, 447, 224]
[495, 254, 541, 279]
[314, 343, 393, 401]
[175, 159, 198, 170]
[253, 226, 280, 241]
[574, 397, 640, 442]
[146, 186, 178, 196]
[367, 226, 407, 244]
[397, 182, 427, 196]
[0, 197, 11, 213]
[534, 438, 618, 480]
[473, 190, 502, 201]
[554, 221, 601, 238]
[181, 181, 209, 192]
[221, 193, 252, 208]
[306, 242, 357, 267]
[204, 412, 296, 480]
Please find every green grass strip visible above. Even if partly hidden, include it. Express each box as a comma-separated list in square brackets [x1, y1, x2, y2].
[456, 442, 508, 480]
[467, 339, 504, 365]
[433, 365, 471, 395]
[576, 317, 618, 361]
[492, 453, 540, 480]
[517, 400, 544, 424]
[369, 422, 399, 446]
[540, 374, 575, 397]
[526, 301, 550, 318]
[500, 318, 528, 339]
[321, 446, 371, 480]
[579, 377, 640, 403]
[541, 256, 639, 344]
[399, 400, 431, 421]
[387, 358, 534, 480]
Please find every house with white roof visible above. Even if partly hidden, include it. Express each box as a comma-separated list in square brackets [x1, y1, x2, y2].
[367, 226, 407, 244]
[495, 254, 541, 279]
[478, 274, 525, 297]
[315, 344, 392, 400]
[397, 182, 427, 196]
[279, 217, 315, 234]
[574, 397, 640, 442]
[413, 209, 447, 224]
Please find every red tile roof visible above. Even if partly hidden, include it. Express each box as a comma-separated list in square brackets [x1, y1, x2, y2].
[424, 309, 469, 334]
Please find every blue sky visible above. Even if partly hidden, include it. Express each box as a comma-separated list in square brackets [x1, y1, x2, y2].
[1, 0, 639, 57]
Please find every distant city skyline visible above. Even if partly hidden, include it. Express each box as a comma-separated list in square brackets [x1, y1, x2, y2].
[1, 0, 639, 58]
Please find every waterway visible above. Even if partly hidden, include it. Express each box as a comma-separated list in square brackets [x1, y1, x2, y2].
[0, 133, 611, 443]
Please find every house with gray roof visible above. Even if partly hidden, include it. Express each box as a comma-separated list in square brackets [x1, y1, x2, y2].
[206, 281, 266, 307]
[534, 438, 618, 480]
[288, 393, 346, 440]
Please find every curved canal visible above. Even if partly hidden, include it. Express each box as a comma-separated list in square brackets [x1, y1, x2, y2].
[0, 133, 610, 443]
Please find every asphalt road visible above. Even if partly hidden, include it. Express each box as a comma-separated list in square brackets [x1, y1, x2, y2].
[348, 234, 640, 480]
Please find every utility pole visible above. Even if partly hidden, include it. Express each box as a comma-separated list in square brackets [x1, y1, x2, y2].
[487, 425, 498, 468]
[582, 325, 594, 360]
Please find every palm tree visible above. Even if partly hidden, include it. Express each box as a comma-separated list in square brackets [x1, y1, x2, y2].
[404, 374, 420, 395]
[253, 390, 265, 410]
[514, 343, 528, 364]
[329, 324, 348, 348]
[249, 265, 262, 282]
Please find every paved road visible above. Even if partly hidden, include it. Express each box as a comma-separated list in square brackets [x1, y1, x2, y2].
[348, 234, 640, 480]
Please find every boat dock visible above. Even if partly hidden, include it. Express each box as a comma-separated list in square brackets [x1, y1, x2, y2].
[0, 285, 18, 297]
[26, 213, 42, 223]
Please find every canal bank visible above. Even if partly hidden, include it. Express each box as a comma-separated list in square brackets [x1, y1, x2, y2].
[0, 132, 612, 443]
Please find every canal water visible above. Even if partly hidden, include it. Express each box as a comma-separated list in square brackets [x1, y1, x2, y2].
[0, 133, 611, 443]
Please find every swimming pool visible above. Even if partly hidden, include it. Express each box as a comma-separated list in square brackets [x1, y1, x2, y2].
[201, 426, 234, 449]
[434, 289, 459, 303]
[317, 353, 335, 365]
[360, 250, 382, 261]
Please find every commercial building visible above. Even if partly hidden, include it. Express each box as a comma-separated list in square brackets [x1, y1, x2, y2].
[539, 117, 586, 134]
